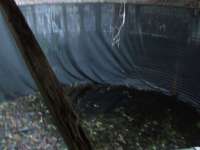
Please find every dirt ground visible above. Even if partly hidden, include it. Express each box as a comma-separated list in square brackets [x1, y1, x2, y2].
[0, 87, 199, 149]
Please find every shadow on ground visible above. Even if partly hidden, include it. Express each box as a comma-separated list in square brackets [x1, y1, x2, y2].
[75, 86, 200, 149]
[0, 86, 199, 149]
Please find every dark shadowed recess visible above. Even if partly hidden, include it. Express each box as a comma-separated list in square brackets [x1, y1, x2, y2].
[72, 86, 200, 146]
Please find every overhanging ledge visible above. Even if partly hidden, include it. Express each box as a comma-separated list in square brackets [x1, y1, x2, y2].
[15, 0, 200, 8]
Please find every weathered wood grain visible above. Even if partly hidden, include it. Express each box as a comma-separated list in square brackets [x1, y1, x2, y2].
[15, 0, 200, 8]
[0, 0, 92, 149]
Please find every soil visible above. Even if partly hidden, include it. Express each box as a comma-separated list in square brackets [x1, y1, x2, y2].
[77, 87, 200, 150]
[0, 87, 199, 149]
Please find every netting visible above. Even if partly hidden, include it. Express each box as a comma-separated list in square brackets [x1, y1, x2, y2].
[0, 0, 200, 149]
[0, 1, 200, 110]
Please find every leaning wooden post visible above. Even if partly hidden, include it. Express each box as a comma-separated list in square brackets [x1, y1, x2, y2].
[0, 0, 92, 149]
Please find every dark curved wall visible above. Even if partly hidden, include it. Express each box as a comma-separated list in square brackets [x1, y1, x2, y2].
[0, 3, 200, 109]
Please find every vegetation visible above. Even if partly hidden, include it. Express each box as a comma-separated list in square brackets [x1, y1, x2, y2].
[0, 88, 199, 149]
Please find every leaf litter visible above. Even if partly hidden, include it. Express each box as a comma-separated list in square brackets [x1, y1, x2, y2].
[0, 88, 199, 150]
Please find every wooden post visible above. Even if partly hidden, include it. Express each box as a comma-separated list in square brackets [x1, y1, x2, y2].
[0, 0, 92, 149]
